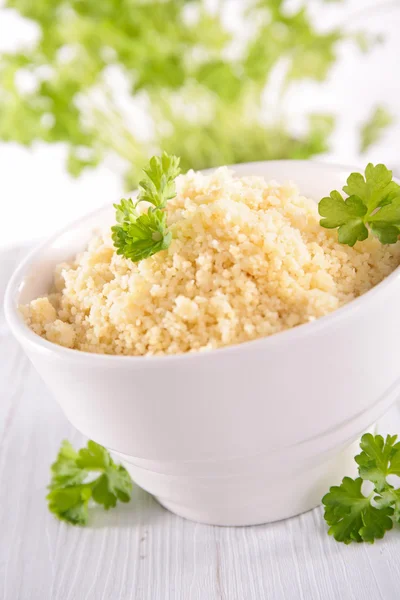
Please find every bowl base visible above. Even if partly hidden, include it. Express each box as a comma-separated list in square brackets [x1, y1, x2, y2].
[155, 497, 322, 527]
[116, 439, 360, 527]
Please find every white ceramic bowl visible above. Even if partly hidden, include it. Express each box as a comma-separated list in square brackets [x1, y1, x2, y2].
[5, 161, 400, 526]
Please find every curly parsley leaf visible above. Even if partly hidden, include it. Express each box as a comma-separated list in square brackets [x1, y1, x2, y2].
[322, 434, 400, 544]
[77, 441, 133, 509]
[113, 209, 172, 262]
[48, 440, 88, 489]
[322, 477, 393, 544]
[47, 485, 92, 526]
[318, 163, 400, 246]
[47, 440, 132, 526]
[358, 502, 394, 543]
[376, 488, 400, 523]
[112, 152, 180, 262]
[115, 198, 137, 225]
[138, 153, 181, 208]
[355, 434, 400, 492]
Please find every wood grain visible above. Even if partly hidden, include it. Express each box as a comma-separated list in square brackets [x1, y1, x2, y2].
[1, 252, 400, 600]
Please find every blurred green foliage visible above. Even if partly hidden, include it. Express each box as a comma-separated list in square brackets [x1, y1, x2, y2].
[0, 0, 387, 188]
[360, 106, 393, 154]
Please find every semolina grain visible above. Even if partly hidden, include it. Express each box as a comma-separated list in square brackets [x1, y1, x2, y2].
[21, 168, 400, 356]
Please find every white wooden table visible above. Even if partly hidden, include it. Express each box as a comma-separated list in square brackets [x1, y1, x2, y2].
[1, 247, 400, 600]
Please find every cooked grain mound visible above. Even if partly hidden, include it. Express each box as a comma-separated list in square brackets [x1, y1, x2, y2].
[21, 168, 400, 355]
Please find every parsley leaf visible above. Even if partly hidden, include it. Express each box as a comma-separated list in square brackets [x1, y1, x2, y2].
[318, 163, 400, 246]
[318, 191, 368, 246]
[355, 434, 400, 525]
[47, 485, 92, 526]
[138, 153, 181, 208]
[355, 434, 400, 492]
[376, 488, 400, 523]
[322, 477, 393, 544]
[77, 440, 132, 509]
[358, 502, 394, 543]
[48, 440, 88, 489]
[112, 152, 180, 263]
[322, 434, 400, 544]
[47, 440, 132, 526]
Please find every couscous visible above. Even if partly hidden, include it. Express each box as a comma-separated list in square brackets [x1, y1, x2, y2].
[21, 168, 400, 355]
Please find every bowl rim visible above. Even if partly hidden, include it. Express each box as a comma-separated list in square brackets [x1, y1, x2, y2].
[5, 159, 400, 366]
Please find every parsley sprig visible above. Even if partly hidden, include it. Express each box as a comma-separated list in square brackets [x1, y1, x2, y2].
[47, 440, 132, 526]
[112, 152, 181, 262]
[318, 163, 400, 246]
[323, 434, 400, 544]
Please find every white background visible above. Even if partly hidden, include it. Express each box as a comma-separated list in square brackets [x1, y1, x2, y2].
[0, 0, 399, 249]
